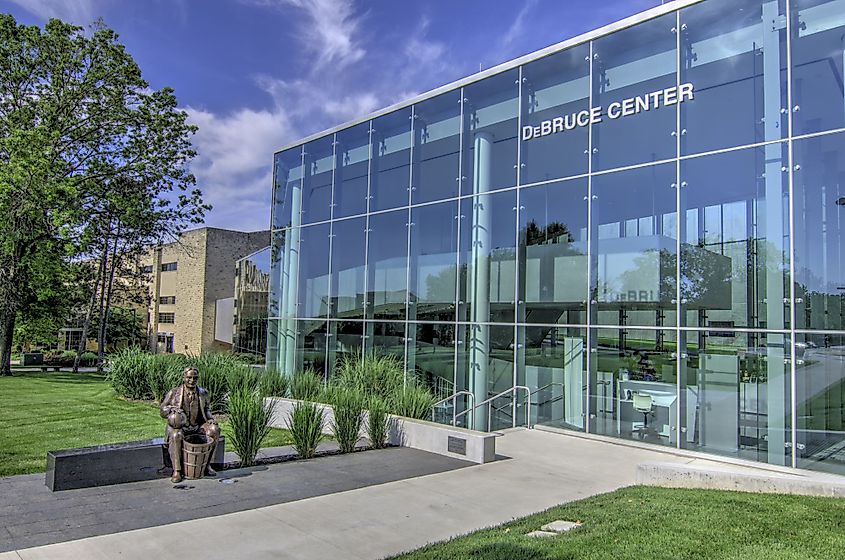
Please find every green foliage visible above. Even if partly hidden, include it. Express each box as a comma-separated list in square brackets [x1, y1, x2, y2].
[227, 364, 260, 396]
[389, 384, 438, 420]
[106, 346, 152, 400]
[331, 353, 404, 402]
[331, 388, 364, 453]
[188, 352, 239, 413]
[227, 387, 276, 467]
[147, 353, 186, 403]
[79, 352, 98, 366]
[287, 401, 325, 459]
[366, 396, 389, 449]
[258, 368, 288, 397]
[290, 367, 323, 401]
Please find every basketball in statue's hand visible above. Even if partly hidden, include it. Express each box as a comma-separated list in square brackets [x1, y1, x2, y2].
[167, 411, 185, 429]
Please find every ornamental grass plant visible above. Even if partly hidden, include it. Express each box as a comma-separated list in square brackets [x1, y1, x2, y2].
[331, 388, 364, 453]
[332, 353, 404, 402]
[290, 367, 323, 401]
[227, 387, 276, 467]
[107, 346, 152, 400]
[389, 383, 438, 420]
[189, 352, 233, 413]
[366, 396, 390, 449]
[147, 353, 186, 403]
[258, 368, 289, 397]
[287, 401, 325, 459]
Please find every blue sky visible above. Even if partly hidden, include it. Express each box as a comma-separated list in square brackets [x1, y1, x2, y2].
[1, 0, 664, 232]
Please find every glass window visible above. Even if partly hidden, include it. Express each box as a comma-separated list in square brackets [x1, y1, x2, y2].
[412, 92, 462, 204]
[366, 209, 409, 320]
[518, 178, 589, 324]
[272, 147, 303, 230]
[793, 132, 845, 330]
[458, 189, 517, 324]
[327, 321, 364, 378]
[302, 136, 334, 224]
[462, 69, 519, 195]
[371, 108, 412, 212]
[680, 0, 788, 155]
[682, 330, 791, 466]
[456, 323, 516, 431]
[590, 327, 678, 448]
[791, 0, 845, 135]
[161, 262, 177, 272]
[795, 331, 845, 475]
[334, 122, 370, 218]
[592, 13, 678, 171]
[518, 326, 587, 431]
[296, 223, 331, 319]
[330, 217, 366, 319]
[409, 322, 458, 422]
[681, 144, 790, 330]
[520, 44, 590, 184]
[294, 320, 329, 378]
[269, 229, 287, 319]
[592, 163, 677, 327]
[409, 201, 459, 323]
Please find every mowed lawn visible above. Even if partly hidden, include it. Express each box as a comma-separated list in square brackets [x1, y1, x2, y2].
[0, 371, 292, 477]
[390, 486, 845, 560]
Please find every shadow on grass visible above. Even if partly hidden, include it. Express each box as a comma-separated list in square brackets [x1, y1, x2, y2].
[469, 542, 548, 560]
[5, 372, 107, 385]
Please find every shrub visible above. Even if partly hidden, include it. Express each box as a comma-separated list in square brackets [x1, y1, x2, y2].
[148, 353, 186, 403]
[258, 369, 288, 397]
[189, 352, 234, 413]
[331, 353, 404, 402]
[287, 401, 325, 459]
[331, 388, 364, 453]
[228, 388, 276, 467]
[290, 367, 323, 401]
[79, 351, 98, 367]
[389, 383, 438, 420]
[227, 364, 260, 396]
[107, 346, 152, 400]
[366, 396, 389, 449]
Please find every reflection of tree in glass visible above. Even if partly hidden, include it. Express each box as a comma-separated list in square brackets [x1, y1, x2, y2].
[523, 220, 573, 246]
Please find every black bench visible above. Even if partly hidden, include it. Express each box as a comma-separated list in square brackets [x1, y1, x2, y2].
[45, 437, 226, 491]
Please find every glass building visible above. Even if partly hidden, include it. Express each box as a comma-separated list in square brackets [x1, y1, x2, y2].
[234, 247, 271, 360]
[269, 0, 845, 475]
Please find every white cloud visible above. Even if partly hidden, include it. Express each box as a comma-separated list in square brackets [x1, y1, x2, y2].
[503, 0, 538, 48]
[5, 0, 105, 24]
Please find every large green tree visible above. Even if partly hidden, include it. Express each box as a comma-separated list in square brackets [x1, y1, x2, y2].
[0, 16, 206, 375]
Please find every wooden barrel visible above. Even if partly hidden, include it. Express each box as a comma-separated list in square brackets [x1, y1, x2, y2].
[182, 435, 214, 479]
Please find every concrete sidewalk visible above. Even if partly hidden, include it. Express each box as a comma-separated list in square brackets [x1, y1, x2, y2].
[4, 429, 844, 560]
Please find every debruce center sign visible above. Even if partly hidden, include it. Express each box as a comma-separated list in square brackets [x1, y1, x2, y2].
[522, 83, 695, 141]
[269, 0, 845, 478]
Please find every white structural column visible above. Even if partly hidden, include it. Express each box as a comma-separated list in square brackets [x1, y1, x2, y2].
[282, 173, 303, 377]
[469, 131, 493, 430]
[762, 0, 787, 465]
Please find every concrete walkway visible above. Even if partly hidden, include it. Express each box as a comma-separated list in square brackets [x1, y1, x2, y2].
[4, 429, 844, 560]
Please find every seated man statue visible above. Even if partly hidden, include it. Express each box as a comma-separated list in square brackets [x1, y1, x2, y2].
[160, 367, 220, 483]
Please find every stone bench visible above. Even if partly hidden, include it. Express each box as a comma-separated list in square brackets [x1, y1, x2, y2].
[45, 437, 226, 491]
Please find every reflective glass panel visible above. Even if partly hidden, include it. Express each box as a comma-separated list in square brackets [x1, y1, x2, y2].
[795, 331, 845, 475]
[680, 0, 788, 155]
[294, 319, 329, 378]
[592, 163, 677, 327]
[458, 190, 517, 324]
[364, 321, 406, 362]
[518, 178, 589, 324]
[371, 108, 412, 212]
[327, 321, 364, 378]
[234, 247, 271, 359]
[413, 92, 462, 204]
[410, 322, 458, 422]
[592, 13, 678, 171]
[794, 132, 845, 330]
[296, 223, 331, 319]
[682, 330, 791, 466]
[520, 44, 590, 183]
[409, 201, 459, 323]
[272, 148, 303, 230]
[791, 0, 845, 135]
[457, 323, 516, 431]
[334, 122, 370, 218]
[302, 136, 334, 224]
[590, 328, 678, 448]
[462, 69, 519, 195]
[681, 144, 790, 330]
[519, 326, 587, 431]
[268, 230, 286, 318]
[367, 209, 409, 320]
[266, 318, 280, 370]
[330, 217, 366, 319]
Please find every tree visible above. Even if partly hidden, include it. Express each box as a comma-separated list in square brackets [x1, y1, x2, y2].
[0, 16, 207, 375]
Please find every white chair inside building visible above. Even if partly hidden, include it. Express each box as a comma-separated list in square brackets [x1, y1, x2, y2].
[631, 392, 655, 440]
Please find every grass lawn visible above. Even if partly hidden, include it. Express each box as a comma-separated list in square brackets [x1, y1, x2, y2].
[0, 371, 292, 477]
[390, 486, 845, 560]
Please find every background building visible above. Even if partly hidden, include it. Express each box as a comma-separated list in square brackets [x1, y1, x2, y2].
[234, 247, 272, 361]
[268, 0, 845, 476]
[142, 227, 269, 355]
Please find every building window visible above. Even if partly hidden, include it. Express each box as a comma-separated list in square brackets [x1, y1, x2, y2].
[141, 265, 153, 274]
[158, 312, 175, 324]
[159, 296, 176, 305]
[161, 262, 178, 272]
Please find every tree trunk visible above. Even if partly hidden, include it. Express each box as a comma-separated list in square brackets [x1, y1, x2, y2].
[73, 254, 104, 373]
[94, 232, 111, 373]
[0, 306, 15, 376]
[98, 227, 120, 371]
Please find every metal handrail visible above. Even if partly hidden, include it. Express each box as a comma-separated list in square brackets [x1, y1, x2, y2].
[430, 390, 475, 427]
[454, 385, 532, 431]
[530, 381, 566, 399]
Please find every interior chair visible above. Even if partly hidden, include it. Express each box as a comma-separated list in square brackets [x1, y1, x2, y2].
[631, 393, 654, 440]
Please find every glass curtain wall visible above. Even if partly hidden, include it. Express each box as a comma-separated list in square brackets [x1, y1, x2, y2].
[269, 0, 845, 475]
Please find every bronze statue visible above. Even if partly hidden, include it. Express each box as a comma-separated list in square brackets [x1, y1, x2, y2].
[160, 367, 220, 483]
